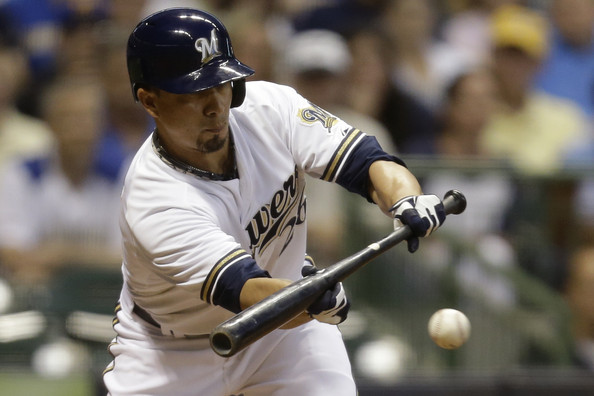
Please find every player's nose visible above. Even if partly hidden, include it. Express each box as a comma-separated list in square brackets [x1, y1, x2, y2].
[201, 85, 230, 117]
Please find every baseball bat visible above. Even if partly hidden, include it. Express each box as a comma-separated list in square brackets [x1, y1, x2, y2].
[210, 189, 467, 357]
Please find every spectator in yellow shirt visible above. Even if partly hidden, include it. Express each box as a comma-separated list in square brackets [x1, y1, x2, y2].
[480, 4, 588, 175]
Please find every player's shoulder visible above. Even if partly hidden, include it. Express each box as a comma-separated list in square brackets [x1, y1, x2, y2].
[245, 80, 296, 94]
[243, 80, 300, 105]
[124, 135, 213, 202]
[122, 139, 216, 225]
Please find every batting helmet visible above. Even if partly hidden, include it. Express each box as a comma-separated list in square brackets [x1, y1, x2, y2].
[127, 8, 254, 107]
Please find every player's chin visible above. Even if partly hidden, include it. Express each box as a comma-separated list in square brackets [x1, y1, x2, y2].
[196, 133, 228, 153]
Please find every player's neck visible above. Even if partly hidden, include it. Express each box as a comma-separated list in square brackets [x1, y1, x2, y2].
[153, 132, 238, 180]
[196, 141, 234, 175]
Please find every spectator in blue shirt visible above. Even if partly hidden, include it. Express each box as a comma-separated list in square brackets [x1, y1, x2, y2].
[536, 0, 594, 117]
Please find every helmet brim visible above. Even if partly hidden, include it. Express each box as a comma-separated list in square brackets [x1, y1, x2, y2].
[155, 59, 255, 95]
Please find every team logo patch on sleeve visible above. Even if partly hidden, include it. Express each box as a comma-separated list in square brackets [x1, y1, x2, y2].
[298, 102, 338, 133]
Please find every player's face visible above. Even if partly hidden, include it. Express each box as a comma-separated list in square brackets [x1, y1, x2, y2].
[140, 83, 233, 155]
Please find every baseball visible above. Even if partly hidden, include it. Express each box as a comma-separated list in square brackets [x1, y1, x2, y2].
[428, 308, 471, 350]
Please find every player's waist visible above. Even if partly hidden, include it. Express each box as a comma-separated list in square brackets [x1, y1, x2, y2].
[133, 303, 161, 328]
[132, 303, 214, 340]
[121, 287, 234, 340]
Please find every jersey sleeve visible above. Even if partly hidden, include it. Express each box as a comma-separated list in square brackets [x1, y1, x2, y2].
[200, 248, 270, 313]
[276, 86, 405, 201]
[334, 135, 405, 201]
[124, 194, 269, 315]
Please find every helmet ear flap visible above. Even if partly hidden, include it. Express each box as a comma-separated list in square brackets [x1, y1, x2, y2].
[231, 79, 247, 108]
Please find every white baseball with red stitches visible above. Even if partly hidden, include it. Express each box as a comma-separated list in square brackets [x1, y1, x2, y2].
[428, 308, 471, 349]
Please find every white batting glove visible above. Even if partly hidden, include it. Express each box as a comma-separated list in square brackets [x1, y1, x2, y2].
[390, 194, 446, 253]
[302, 263, 350, 325]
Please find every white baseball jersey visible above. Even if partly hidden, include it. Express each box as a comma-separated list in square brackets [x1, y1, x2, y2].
[115, 81, 391, 337]
[106, 81, 397, 395]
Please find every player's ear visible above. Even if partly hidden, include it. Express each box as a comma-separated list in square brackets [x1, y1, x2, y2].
[137, 87, 160, 118]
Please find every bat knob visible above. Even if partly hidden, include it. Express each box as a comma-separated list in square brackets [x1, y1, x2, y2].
[443, 190, 467, 215]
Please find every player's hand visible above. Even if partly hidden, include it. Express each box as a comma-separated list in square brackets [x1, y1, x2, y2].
[301, 264, 350, 325]
[390, 194, 445, 253]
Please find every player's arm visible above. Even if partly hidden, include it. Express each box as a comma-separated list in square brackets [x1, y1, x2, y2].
[239, 256, 350, 327]
[240, 277, 311, 328]
[331, 135, 445, 253]
[367, 159, 446, 253]
[203, 250, 344, 327]
[367, 160, 423, 215]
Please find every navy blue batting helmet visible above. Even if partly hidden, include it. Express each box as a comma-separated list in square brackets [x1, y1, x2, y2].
[127, 8, 254, 107]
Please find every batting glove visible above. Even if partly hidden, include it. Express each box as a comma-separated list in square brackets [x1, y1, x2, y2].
[302, 263, 350, 325]
[390, 194, 446, 253]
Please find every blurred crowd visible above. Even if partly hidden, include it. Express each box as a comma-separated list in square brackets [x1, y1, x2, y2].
[0, 0, 593, 386]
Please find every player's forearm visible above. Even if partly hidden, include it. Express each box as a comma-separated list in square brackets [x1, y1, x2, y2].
[367, 160, 423, 215]
[239, 277, 291, 309]
[239, 277, 311, 328]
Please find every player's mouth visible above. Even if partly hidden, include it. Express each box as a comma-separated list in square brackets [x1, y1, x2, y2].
[203, 124, 226, 134]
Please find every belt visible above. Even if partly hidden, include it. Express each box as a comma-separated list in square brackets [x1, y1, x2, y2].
[132, 304, 212, 340]
[133, 303, 161, 328]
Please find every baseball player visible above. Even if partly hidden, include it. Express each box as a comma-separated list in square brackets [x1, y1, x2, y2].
[103, 8, 445, 396]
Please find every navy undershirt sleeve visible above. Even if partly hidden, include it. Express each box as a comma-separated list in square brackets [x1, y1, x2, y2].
[335, 135, 406, 202]
[211, 258, 271, 314]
